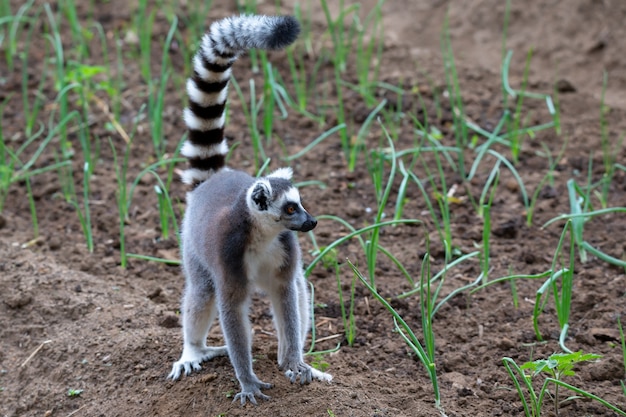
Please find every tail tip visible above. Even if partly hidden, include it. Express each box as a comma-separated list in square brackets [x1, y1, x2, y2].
[267, 15, 301, 50]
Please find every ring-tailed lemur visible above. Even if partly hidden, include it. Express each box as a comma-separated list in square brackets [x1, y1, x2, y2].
[168, 14, 332, 405]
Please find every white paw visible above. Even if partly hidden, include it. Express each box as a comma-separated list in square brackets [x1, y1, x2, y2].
[168, 345, 228, 380]
[311, 367, 333, 382]
[169, 358, 201, 380]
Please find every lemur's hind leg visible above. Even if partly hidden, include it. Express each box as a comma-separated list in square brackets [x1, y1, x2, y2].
[169, 257, 227, 380]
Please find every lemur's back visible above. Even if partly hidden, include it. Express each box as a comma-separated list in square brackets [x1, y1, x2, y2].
[186, 170, 253, 217]
[183, 170, 253, 263]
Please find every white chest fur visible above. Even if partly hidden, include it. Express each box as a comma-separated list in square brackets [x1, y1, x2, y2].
[244, 237, 287, 287]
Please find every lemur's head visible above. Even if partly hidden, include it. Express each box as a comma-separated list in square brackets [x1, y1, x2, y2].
[246, 167, 317, 233]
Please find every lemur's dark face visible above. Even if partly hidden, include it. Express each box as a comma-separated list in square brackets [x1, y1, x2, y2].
[280, 192, 317, 232]
[248, 179, 316, 233]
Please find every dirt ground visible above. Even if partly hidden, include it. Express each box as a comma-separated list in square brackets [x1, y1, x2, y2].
[2, 0, 626, 416]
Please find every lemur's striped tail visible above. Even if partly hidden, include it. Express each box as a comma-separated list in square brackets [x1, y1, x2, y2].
[181, 15, 301, 188]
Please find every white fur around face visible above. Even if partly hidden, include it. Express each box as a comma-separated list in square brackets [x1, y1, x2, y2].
[279, 187, 302, 207]
[244, 181, 306, 242]
[267, 167, 293, 180]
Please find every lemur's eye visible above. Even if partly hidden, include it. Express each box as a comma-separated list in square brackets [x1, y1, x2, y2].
[285, 204, 296, 215]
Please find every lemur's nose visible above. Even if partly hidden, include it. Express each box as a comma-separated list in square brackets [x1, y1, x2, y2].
[300, 218, 317, 232]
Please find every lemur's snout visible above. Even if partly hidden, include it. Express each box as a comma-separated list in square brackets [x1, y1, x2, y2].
[300, 217, 317, 232]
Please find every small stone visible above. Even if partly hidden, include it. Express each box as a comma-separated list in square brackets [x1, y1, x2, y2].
[138, 173, 154, 186]
[198, 373, 218, 383]
[147, 287, 162, 300]
[590, 328, 620, 342]
[588, 357, 623, 381]
[497, 337, 515, 350]
[457, 386, 474, 397]
[538, 186, 558, 199]
[505, 178, 519, 193]
[492, 219, 519, 239]
[521, 251, 536, 264]
[345, 201, 363, 218]
[382, 341, 397, 354]
[555, 79, 576, 93]
[80, 258, 95, 272]
[574, 332, 595, 346]
[442, 352, 466, 372]
[159, 315, 180, 328]
[4, 292, 33, 309]
[48, 236, 62, 251]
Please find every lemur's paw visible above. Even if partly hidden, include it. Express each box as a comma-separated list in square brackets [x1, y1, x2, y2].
[281, 361, 313, 385]
[168, 346, 228, 380]
[311, 367, 333, 382]
[234, 380, 273, 406]
[168, 359, 200, 380]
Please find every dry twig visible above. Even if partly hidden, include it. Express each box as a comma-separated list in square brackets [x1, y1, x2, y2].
[20, 340, 52, 367]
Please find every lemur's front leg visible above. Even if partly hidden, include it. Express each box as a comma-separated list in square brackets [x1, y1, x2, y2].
[218, 281, 272, 405]
[294, 272, 333, 382]
[269, 280, 315, 384]
[268, 279, 332, 384]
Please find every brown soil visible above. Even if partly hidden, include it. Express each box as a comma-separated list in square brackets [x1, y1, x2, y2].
[2, 1, 626, 416]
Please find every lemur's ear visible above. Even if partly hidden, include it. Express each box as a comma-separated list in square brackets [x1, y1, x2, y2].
[250, 180, 272, 211]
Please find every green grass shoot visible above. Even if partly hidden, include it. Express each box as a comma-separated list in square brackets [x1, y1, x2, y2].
[351, 258, 441, 409]
[503, 351, 625, 417]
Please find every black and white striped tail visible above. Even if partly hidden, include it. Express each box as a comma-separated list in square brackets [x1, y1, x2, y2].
[181, 15, 301, 188]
